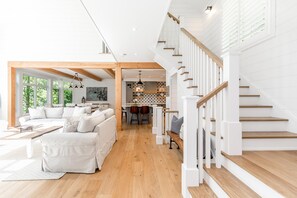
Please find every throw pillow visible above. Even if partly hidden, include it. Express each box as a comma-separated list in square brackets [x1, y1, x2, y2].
[64, 117, 79, 132]
[77, 114, 105, 133]
[45, 107, 63, 118]
[91, 110, 103, 117]
[171, 115, 183, 134]
[73, 107, 85, 117]
[29, 107, 46, 119]
[102, 109, 114, 119]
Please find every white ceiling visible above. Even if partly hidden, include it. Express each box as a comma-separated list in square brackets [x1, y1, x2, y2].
[122, 69, 166, 80]
[82, 0, 171, 62]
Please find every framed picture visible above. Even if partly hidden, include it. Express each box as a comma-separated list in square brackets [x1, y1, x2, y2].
[86, 87, 108, 101]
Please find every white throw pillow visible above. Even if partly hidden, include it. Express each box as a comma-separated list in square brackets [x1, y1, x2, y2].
[64, 117, 79, 132]
[84, 106, 92, 114]
[77, 114, 105, 133]
[72, 107, 86, 117]
[45, 107, 63, 118]
[102, 108, 114, 119]
[62, 107, 75, 118]
[91, 110, 103, 117]
[29, 108, 46, 119]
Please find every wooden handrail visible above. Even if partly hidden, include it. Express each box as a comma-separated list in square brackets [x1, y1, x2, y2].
[167, 12, 180, 24]
[181, 28, 223, 68]
[197, 81, 228, 108]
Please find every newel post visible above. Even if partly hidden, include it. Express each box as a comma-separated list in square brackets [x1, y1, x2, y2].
[155, 106, 164, 145]
[182, 96, 199, 198]
[222, 52, 242, 155]
[152, 105, 157, 134]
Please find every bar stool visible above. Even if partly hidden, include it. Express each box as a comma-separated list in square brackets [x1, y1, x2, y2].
[130, 106, 139, 124]
[140, 106, 150, 124]
[122, 107, 127, 120]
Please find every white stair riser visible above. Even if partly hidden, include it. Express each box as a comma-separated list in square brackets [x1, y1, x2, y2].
[240, 108, 272, 117]
[241, 121, 288, 131]
[240, 97, 261, 105]
[239, 88, 258, 95]
[243, 138, 297, 150]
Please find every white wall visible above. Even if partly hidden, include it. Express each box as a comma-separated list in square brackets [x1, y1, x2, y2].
[73, 79, 116, 109]
[181, 0, 297, 128]
[0, 0, 115, 121]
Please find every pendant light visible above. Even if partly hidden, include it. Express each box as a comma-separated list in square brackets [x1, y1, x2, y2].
[137, 70, 143, 86]
[69, 73, 84, 89]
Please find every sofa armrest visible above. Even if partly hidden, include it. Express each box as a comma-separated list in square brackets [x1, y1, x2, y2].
[19, 115, 31, 125]
[93, 115, 117, 144]
[41, 132, 98, 146]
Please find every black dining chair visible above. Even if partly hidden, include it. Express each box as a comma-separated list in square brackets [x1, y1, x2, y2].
[130, 106, 139, 124]
[140, 106, 150, 124]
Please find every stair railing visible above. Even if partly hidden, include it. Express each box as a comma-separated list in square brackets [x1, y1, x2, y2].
[159, 13, 180, 55]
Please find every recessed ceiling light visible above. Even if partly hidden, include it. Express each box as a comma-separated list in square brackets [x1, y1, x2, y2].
[205, 6, 212, 14]
[132, 27, 137, 31]
[121, 53, 127, 56]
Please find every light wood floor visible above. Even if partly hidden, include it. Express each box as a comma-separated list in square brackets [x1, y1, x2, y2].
[0, 124, 183, 198]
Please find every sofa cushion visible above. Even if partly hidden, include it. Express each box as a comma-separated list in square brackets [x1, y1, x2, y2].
[64, 118, 79, 132]
[77, 114, 105, 133]
[62, 107, 75, 118]
[101, 109, 114, 119]
[91, 110, 103, 117]
[45, 107, 63, 118]
[73, 107, 86, 117]
[84, 106, 92, 114]
[29, 107, 46, 119]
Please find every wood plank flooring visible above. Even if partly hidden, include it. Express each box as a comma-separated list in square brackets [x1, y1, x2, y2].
[0, 124, 184, 198]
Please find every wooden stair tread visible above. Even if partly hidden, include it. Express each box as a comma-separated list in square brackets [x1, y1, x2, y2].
[204, 165, 260, 197]
[222, 152, 297, 197]
[173, 54, 182, 56]
[158, 41, 166, 43]
[180, 72, 189, 75]
[208, 117, 288, 122]
[188, 183, 217, 198]
[240, 117, 289, 122]
[164, 47, 175, 50]
[178, 66, 185, 70]
[187, 86, 198, 89]
[183, 78, 193, 81]
[240, 105, 273, 108]
[240, 86, 250, 88]
[242, 131, 297, 139]
[210, 132, 223, 139]
[240, 94, 260, 97]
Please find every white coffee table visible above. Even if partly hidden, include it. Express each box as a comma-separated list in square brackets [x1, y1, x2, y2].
[0, 125, 63, 158]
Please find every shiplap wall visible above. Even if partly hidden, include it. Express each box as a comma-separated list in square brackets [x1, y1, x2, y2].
[183, 0, 297, 125]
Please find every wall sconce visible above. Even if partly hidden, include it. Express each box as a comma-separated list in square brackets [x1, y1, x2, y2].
[205, 6, 212, 14]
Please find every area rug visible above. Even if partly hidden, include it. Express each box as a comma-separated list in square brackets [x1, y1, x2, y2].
[0, 141, 65, 181]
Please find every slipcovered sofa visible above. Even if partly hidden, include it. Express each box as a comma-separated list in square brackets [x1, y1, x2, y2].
[19, 106, 92, 128]
[40, 108, 117, 173]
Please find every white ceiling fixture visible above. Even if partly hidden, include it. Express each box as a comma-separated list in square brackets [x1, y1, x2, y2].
[81, 0, 171, 62]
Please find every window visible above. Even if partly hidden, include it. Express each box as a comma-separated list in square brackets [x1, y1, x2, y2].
[22, 75, 48, 113]
[222, 0, 275, 52]
[52, 80, 60, 105]
[63, 82, 73, 106]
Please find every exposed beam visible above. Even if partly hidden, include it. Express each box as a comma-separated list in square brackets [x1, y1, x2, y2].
[103, 69, 115, 79]
[36, 68, 83, 81]
[8, 66, 16, 127]
[118, 62, 163, 69]
[70, 68, 102, 81]
[8, 61, 117, 69]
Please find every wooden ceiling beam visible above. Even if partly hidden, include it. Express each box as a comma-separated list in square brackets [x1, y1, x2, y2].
[118, 62, 163, 69]
[70, 68, 102, 81]
[103, 69, 115, 79]
[36, 68, 83, 81]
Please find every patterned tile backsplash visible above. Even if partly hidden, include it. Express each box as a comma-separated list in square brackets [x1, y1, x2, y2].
[130, 82, 166, 104]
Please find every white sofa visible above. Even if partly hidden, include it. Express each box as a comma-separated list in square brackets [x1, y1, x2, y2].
[19, 106, 92, 128]
[40, 108, 117, 173]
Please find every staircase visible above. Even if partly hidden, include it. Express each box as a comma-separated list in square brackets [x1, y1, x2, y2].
[155, 13, 297, 197]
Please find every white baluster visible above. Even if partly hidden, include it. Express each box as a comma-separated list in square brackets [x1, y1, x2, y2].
[198, 107, 204, 184]
[205, 102, 211, 168]
[215, 92, 222, 168]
